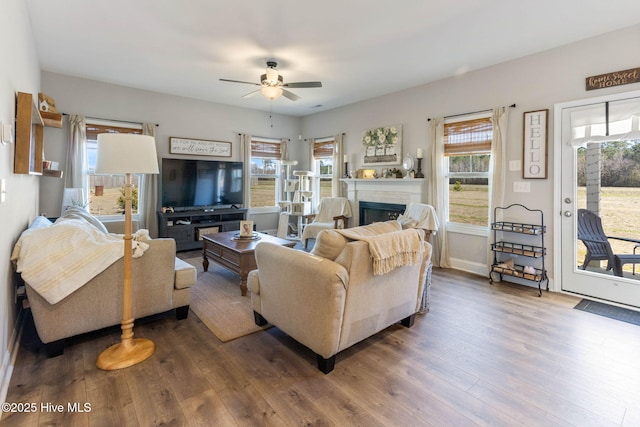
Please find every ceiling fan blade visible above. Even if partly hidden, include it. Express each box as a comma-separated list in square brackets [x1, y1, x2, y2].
[281, 89, 301, 101]
[241, 89, 261, 98]
[219, 78, 260, 86]
[283, 81, 323, 88]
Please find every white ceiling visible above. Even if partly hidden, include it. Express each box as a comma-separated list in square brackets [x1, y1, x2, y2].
[26, 0, 640, 117]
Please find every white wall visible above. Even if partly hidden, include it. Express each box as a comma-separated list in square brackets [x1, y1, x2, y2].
[39, 72, 303, 231]
[0, 0, 42, 404]
[301, 23, 640, 284]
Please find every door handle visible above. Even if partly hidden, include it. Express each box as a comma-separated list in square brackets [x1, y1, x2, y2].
[564, 211, 572, 217]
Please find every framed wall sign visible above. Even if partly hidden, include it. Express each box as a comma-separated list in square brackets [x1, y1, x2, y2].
[361, 124, 402, 166]
[170, 137, 232, 157]
[522, 110, 548, 179]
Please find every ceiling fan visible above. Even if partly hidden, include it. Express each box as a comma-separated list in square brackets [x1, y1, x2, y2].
[220, 61, 322, 101]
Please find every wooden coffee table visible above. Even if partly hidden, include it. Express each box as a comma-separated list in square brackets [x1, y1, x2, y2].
[201, 231, 296, 296]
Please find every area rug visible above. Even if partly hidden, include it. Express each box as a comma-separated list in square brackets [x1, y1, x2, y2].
[574, 299, 640, 326]
[183, 257, 270, 342]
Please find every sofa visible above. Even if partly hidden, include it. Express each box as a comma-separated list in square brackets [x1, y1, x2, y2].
[12, 210, 196, 356]
[248, 220, 432, 373]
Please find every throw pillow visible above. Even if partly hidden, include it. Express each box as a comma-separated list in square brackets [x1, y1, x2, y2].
[311, 229, 348, 261]
[29, 216, 53, 229]
[57, 206, 109, 233]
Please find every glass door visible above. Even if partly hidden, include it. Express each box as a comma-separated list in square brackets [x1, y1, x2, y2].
[558, 90, 640, 308]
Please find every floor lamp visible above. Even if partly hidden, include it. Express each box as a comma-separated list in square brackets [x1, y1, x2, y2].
[95, 133, 159, 370]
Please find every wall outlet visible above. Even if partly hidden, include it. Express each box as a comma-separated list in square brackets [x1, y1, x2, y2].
[513, 181, 531, 192]
[509, 160, 521, 171]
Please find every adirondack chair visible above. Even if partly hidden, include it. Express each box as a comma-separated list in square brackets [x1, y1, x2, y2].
[577, 209, 640, 277]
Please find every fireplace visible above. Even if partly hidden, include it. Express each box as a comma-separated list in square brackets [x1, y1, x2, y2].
[342, 178, 426, 226]
[359, 201, 406, 226]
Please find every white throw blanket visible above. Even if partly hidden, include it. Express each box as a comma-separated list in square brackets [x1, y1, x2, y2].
[337, 228, 424, 275]
[11, 219, 151, 305]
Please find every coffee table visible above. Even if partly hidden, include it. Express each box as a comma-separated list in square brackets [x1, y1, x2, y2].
[202, 231, 296, 296]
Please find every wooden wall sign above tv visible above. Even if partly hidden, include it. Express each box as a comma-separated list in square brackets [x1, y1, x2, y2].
[169, 137, 232, 157]
[586, 67, 640, 91]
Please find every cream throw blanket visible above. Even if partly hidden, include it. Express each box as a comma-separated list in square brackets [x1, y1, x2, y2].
[337, 227, 424, 275]
[11, 219, 151, 305]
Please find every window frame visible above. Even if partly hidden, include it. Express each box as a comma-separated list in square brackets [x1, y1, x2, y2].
[312, 138, 335, 207]
[249, 138, 283, 211]
[85, 120, 146, 222]
[443, 114, 492, 234]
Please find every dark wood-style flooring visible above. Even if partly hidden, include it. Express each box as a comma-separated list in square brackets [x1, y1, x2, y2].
[3, 267, 640, 426]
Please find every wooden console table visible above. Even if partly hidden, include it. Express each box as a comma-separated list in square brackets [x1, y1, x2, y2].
[202, 231, 296, 296]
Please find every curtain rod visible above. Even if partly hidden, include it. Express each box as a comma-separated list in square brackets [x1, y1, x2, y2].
[62, 112, 159, 126]
[304, 132, 346, 141]
[237, 133, 290, 141]
[427, 104, 516, 121]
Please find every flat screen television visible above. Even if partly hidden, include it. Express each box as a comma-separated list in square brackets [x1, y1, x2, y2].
[161, 158, 244, 210]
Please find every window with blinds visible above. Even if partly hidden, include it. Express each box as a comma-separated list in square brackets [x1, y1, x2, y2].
[445, 115, 492, 227]
[86, 121, 144, 218]
[250, 139, 282, 208]
[251, 140, 282, 159]
[313, 139, 335, 201]
[444, 117, 492, 156]
[313, 140, 334, 158]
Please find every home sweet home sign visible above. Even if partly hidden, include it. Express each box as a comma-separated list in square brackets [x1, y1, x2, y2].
[586, 67, 640, 91]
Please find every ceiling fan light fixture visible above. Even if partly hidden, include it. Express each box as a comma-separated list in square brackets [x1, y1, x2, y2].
[265, 67, 280, 85]
[261, 86, 283, 100]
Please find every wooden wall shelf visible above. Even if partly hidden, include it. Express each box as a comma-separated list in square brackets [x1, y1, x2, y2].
[14, 92, 44, 175]
[40, 111, 63, 128]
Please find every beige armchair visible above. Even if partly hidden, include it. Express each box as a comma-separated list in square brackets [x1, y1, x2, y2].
[248, 221, 431, 373]
[301, 197, 352, 249]
[397, 202, 439, 240]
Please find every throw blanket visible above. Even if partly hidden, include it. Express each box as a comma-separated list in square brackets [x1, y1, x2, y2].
[11, 219, 151, 305]
[337, 227, 424, 275]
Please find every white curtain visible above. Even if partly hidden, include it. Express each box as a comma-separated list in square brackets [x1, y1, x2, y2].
[569, 96, 640, 146]
[280, 138, 288, 160]
[332, 134, 344, 197]
[487, 107, 510, 272]
[428, 117, 450, 268]
[142, 123, 159, 236]
[65, 115, 87, 194]
[239, 133, 252, 208]
[306, 138, 316, 207]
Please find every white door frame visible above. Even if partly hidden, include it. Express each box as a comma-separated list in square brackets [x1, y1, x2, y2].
[553, 89, 640, 305]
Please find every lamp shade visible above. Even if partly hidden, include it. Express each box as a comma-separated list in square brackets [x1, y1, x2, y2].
[96, 133, 159, 174]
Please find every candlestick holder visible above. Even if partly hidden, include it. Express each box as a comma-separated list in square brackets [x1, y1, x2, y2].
[344, 162, 349, 178]
[414, 158, 424, 178]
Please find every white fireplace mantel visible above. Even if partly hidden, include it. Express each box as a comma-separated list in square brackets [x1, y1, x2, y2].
[341, 178, 427, 225]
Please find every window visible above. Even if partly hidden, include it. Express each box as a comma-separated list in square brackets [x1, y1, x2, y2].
[86, 121, 144, 219]
[444, 115, 492, 227]
[313, 139, 334, 203]
[250, 139, 282, 208]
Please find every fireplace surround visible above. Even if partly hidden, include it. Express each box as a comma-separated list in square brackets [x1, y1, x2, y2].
[342, 178, 427, 226]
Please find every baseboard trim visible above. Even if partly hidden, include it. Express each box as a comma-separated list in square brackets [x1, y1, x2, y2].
[449, 257, 488, 277]
[0, 309, 25, 409]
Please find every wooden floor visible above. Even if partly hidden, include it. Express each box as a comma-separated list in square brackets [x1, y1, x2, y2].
[3, 268, 640, 426]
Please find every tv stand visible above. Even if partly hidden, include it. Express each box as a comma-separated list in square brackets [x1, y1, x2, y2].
[158, 208, 248, 251]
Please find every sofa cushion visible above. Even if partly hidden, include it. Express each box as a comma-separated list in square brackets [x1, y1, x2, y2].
[174, 257, 197, 289]
[310, 229, 348, 260]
